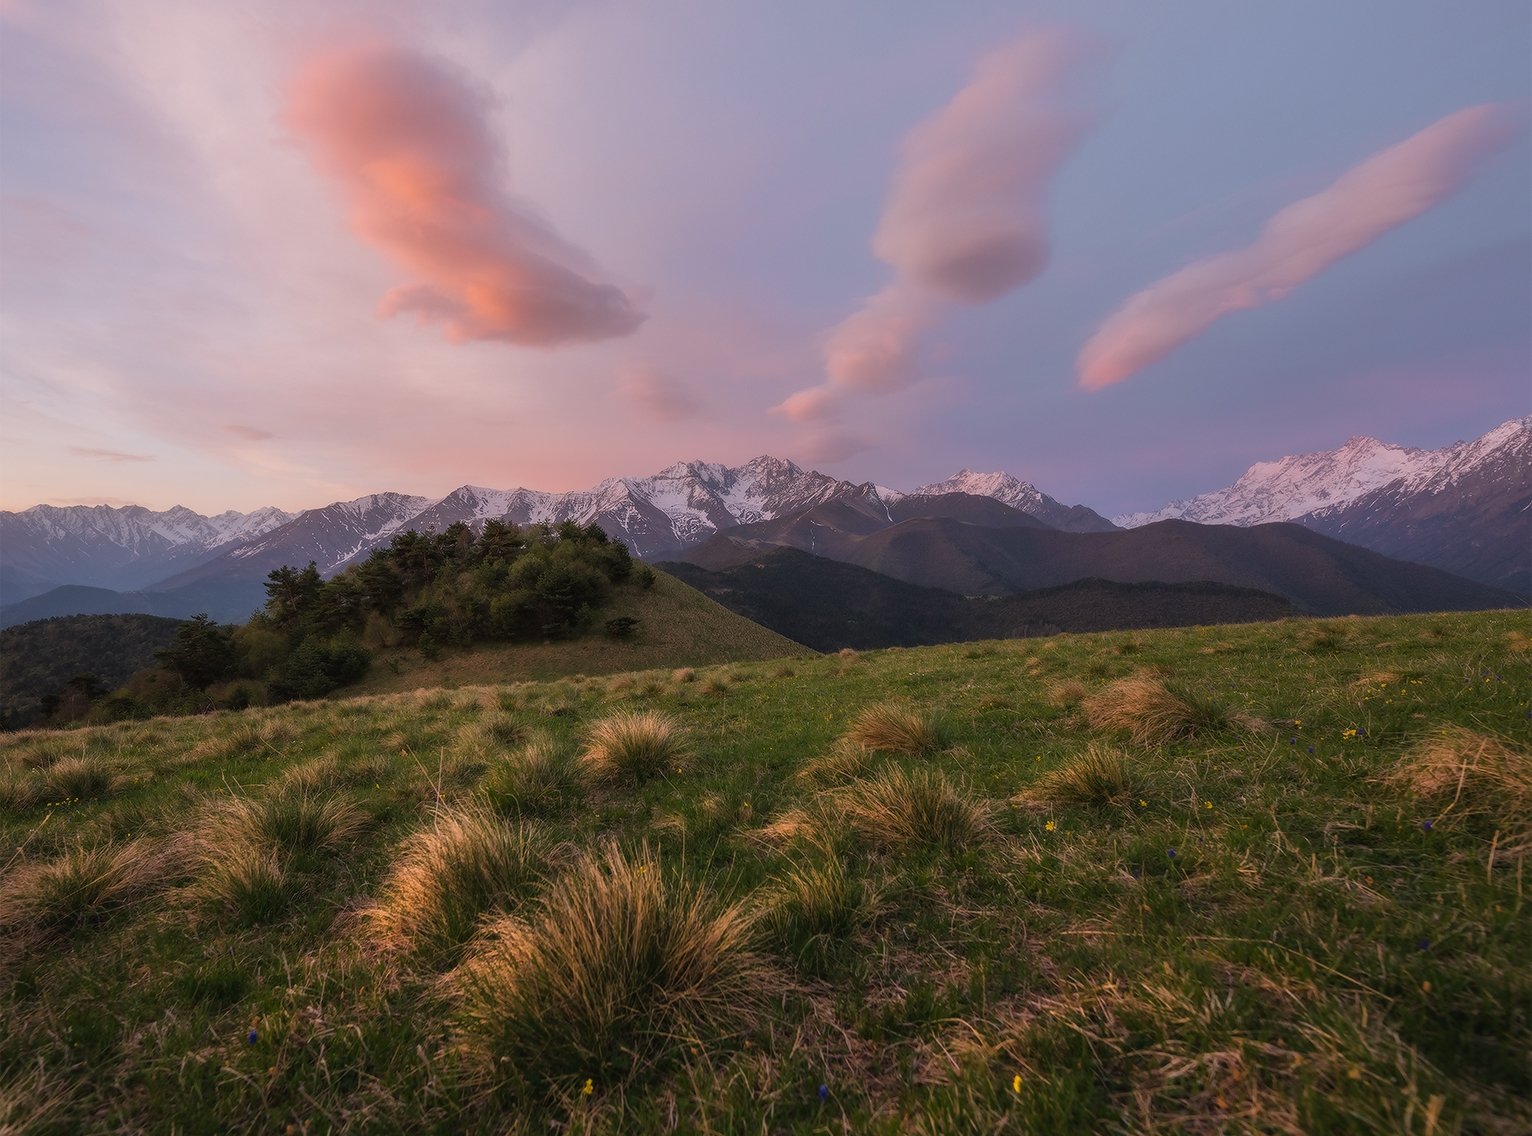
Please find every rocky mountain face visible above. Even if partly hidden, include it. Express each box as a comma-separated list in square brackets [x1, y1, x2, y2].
[1114, 417, 1530, 592]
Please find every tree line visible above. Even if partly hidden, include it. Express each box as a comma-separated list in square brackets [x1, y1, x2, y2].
[18, 521, 651, 725]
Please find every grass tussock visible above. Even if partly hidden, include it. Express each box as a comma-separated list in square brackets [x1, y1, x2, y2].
[483, 736, 585, 817]
[0, 840, 166, 938]
[832, 766, 991, 853]
[1024, 744, 1141, 809]
[370, 803, 547, 958]
[0, 767, 40, 813]
[795, 739, 874, 786]
[41, 755, 121, 802]
[579, 711, 688, 784]
[843, 702, 943, 756]
[1082, 674, 1241, 745]
[209, 790, 370, 857]
[671, 667, 696, 684]
[1046, 679, 1089, 709]
[1388, 727, 1532, 857]
[186, 841, 290, 923]
[762, 858, 872, 967]
[449, 843, 772, 1095]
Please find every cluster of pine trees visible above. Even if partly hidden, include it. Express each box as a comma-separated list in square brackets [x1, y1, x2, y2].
[43, 521, 648, 723]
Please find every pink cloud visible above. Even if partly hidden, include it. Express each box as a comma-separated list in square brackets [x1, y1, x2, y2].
[285, 40, 644, 348]
[619, 365, 701, 421]
[873, 30, 1096, 304]
[771, 385, 841, 423]
[1078, 104, 1520, 390]
[785, 29, 1098, 416]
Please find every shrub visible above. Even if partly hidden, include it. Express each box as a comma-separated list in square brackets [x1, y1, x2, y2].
[843, 703, 943, 756]
[579, 711, 688, 784]
[370, 803, 547, 958]
[449, 844, 772, 1094]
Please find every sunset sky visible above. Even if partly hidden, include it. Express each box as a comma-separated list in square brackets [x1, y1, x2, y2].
[1, 0, 1527, 516]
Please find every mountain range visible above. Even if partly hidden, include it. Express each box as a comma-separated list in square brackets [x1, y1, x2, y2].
[1115, 416, 1529, 592]
[0, 417, 1524, 629]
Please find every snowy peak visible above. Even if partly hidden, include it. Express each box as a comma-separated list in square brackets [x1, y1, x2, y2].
[913, 470, 1117, 533]
[916, 469, 1045, 511]
[1115, 417, 1530, 529]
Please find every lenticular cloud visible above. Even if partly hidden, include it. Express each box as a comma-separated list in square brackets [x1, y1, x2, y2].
[286, 41, 644, 348]
[1077, 104, 1519, 390]
[781, 28, 1097, 417]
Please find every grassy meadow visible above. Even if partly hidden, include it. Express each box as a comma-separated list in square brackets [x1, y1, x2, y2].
[0, 609, 1528, 1133]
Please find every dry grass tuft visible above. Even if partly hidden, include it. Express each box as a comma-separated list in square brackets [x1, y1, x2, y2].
[1022, 744, 1141, 809]
[579, 710, 688, 784]
[0, 840, 167, 938]
[671, 667, 696, 684]
[761, 858, 873, 967]
[0, 767, 40, 814]
[843, 703, 943, 756]
[832, 766, 992, 853]
[795, 739, 874, 786]
[483, 735, 585, 817]
[1082, 674, 1240, 745]
[1387, 727, 1532, 858]
[185, 841, 290, 923]
[370, 802, 547, 957]
[1352, 670, 1399, 690]
[837, 647, 859, 660]
[40, 755, 121, 802]
[1046, 679, 1089, 709]
[207, 790, 370, 858]
[448, 843, 773, 1095]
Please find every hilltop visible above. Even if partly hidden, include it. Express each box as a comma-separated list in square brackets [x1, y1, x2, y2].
[345, 568, 805, 694]
[1, 609, 1526, 1133]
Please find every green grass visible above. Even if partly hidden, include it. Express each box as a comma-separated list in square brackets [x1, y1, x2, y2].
[0, 609, 1528, 1132]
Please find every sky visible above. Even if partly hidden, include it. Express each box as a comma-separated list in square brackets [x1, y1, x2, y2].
[1, 0, 1527, 517]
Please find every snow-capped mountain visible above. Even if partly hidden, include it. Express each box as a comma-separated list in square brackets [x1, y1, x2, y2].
[0, 502, 294, 601]
[1116, 417, 1530, 592]
[156, 493, 434, 590]
[915, 470, 1118, 532]
[0, 457, 1099, 619]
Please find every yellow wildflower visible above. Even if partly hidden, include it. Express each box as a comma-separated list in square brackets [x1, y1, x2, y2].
[1012, 1073, 1022, 1093]
[1044, 820, 1056, 832]
[582, 1078, 594, 1096]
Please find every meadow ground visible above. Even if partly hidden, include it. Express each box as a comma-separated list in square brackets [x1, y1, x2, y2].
[0, 610, 1527, 1134]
